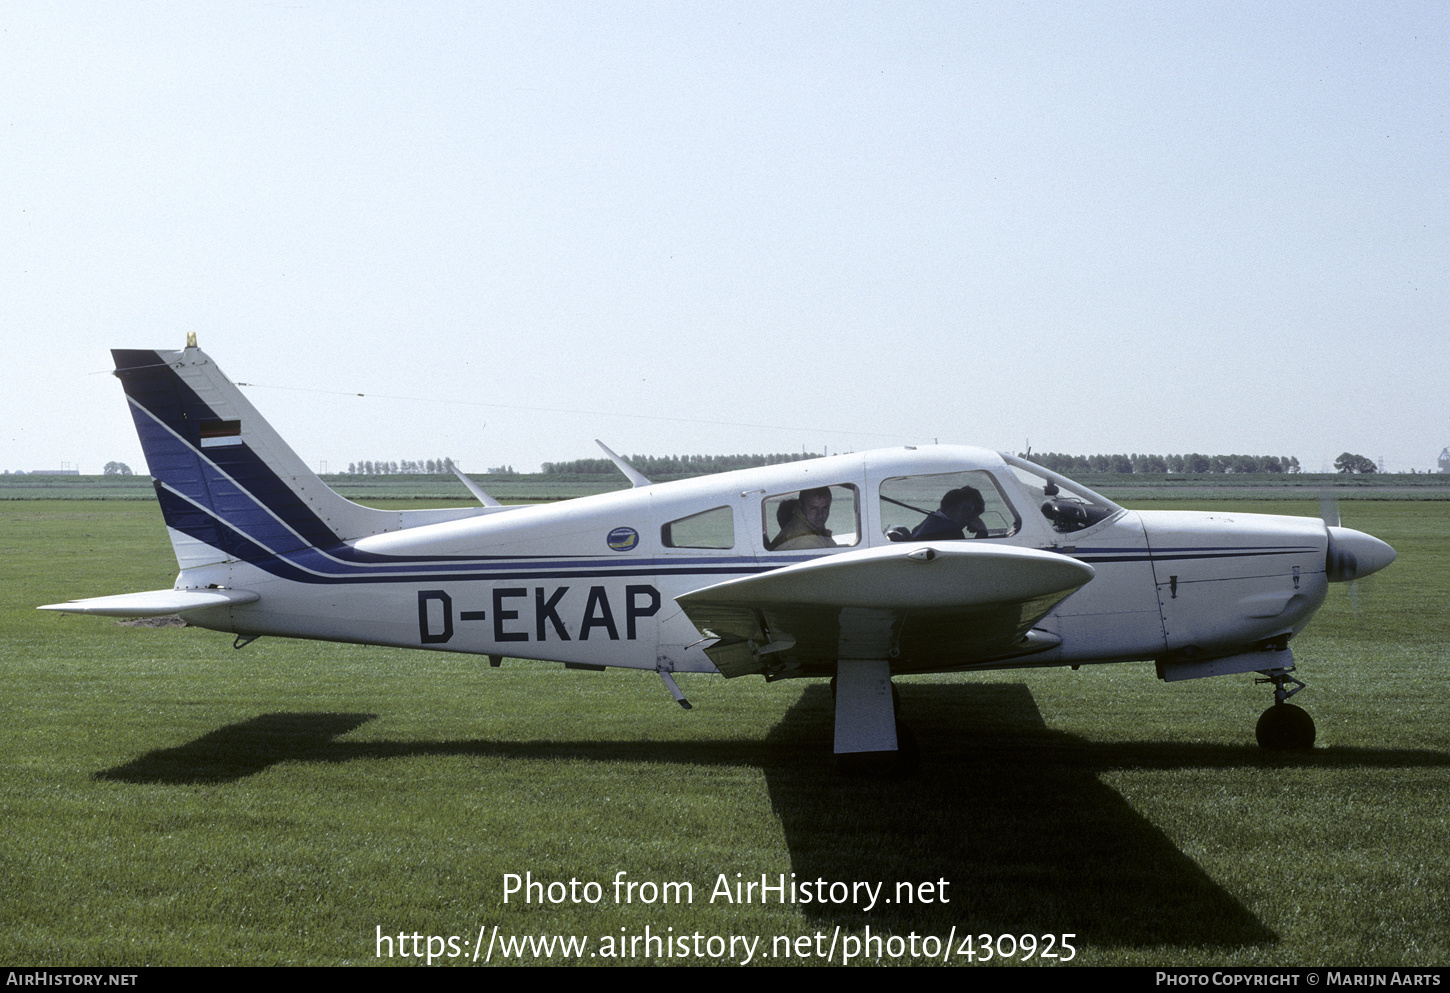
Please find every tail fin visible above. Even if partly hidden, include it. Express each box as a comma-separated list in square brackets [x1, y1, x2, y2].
[113, 341, 481, 570]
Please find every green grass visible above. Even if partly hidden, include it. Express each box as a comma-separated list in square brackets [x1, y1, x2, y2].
[2, 499, 1446, 965]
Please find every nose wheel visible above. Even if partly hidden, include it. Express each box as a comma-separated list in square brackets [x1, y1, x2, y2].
[1254, 668, 1316, 750]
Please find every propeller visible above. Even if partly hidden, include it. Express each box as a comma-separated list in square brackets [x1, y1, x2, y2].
[1319, 490, 1396, 616]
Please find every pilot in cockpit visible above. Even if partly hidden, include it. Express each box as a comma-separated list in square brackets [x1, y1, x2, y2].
[909, 486, 988, 540]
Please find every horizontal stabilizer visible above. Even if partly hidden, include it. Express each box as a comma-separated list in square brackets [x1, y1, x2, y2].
[38, 588, 259, 617]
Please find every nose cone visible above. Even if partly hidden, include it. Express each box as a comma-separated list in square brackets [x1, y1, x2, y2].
[1326, 526, 1397, 582]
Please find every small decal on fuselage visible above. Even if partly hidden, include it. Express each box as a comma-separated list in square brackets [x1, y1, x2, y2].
[607, 527, 640, 551]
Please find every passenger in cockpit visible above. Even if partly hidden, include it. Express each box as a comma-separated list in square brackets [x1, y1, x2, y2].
[769, 487, 837, 550]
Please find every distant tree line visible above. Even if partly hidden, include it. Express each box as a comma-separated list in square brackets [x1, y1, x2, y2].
[347, 458, 458, 475]
[1334, 452, 1376, 474]
[336, 449, 1371, 477]
[1019, 452, 1303, 474]
[542, 452, 823, 476]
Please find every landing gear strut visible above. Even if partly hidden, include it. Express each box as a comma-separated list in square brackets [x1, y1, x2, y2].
[1254, 667, 1315, 750]
[836, 722, 918, 779]
[832, 660, 918, 779]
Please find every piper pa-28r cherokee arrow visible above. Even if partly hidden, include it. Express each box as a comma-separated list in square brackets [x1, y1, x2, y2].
[41, 339, 1396, 770]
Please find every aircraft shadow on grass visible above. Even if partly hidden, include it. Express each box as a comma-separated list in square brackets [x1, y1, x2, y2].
[96, 683, 1450, 950]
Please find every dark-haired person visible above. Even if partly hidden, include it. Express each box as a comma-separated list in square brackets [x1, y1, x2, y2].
[910, 486, 987, 540]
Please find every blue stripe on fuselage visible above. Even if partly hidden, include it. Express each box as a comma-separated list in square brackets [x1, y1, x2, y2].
[1054, 543, 1317, 561]
[156, 487, 777, 584]
[160, 481, 1318, 589]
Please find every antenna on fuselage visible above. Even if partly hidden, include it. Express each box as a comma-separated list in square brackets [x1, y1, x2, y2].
[595, 440, 652, 487]
[452, 466, 503, 507]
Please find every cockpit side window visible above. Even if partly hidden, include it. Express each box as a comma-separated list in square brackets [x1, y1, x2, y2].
[661, 506, 735, 549]
[762, 484, 860, 551]
[878, 470, 1019, 541]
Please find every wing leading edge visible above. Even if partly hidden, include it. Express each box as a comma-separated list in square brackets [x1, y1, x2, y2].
[677, 543, 1094, 678]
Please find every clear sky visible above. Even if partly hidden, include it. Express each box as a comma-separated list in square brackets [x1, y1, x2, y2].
[3, 1, 1446, 476]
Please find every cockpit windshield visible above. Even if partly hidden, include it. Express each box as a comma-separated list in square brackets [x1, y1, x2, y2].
[1000, 454, 1122, 534]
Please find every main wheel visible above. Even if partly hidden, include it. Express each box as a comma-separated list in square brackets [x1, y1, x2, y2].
[1255, 702, 1316, 750]
[892, 721, 919, 778]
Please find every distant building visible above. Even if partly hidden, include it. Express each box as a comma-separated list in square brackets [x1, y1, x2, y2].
[28, 469, 80, 475]
[1439, 447, 1450, 474]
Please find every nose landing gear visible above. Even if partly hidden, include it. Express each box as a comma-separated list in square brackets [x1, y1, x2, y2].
[1254, 668, 1316, 750]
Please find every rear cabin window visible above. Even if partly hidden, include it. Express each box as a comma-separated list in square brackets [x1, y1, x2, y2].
[878, 470, 1019, 540]
[661, 506, 735, 549]
[762, 484, 859, 551]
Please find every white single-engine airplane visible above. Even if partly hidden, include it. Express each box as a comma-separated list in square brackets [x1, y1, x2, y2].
[42, 339, 1396, 769]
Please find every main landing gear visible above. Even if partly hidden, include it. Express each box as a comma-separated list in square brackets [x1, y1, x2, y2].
[831, 661, 919, 779]
[1254, 667, 1316, 750]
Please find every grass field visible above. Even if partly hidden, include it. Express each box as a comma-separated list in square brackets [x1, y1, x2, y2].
[2, 496, 1446, 966]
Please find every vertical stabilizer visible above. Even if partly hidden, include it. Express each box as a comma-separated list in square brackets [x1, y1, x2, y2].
[113, 343, 481, 570]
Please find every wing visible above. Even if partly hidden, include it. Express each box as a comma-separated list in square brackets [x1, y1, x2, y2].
[677, 543, 1093, 677]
